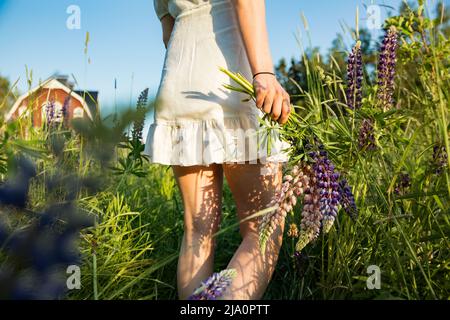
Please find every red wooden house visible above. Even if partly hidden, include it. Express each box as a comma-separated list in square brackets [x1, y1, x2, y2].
[6, 75, 98, 127]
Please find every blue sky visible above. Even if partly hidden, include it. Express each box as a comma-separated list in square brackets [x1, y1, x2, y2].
[0, 0, 422, 116]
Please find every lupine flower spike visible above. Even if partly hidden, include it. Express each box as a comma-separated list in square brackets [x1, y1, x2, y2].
[296, 177, 322, 251]
[377, 26, 398, 111]
[339, 179, 358, 219]
[346, 40, 363, 110]
[296, 145, 354, 251]
[358, 118, 377, 151]
[433, 145, 448, 175]
[394, 173, 411, 195]
[259, 164, 310, 254]
[62, 96, 71, 122]
[188, 269, 237, 300]
[45, 100, 55, 125]
[132, 88, 149, 142]
[310, 148, 341, 234]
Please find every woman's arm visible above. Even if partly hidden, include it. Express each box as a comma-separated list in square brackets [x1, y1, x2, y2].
[160, 15, 175, 49]
[232, 0, 290, 124]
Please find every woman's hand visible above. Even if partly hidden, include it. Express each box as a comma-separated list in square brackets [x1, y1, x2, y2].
[253, 74, 291, 125]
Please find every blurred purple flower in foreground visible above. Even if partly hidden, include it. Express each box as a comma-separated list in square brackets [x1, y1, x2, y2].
[0, 155, 95, 300]
[0, 156, 36, 208]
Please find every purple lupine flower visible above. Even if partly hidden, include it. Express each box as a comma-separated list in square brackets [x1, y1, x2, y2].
[394, 173, 411, 195]
[45, 100, 55, 125]
[296, 181, 322, 252]
[358, 118, 377, 151]
[297, 145, 342, 251]
[311, 149, 341, 233]
[294, 141, 359, 251]
[377, 26, 398, 110]
[339, 179, 358, 219]
[62, 96, 71, 122]
[259, 163, 310, 253]
[433, 145, 448, 175]
[259, 188, 287, 250]
[188, 269, 237, 300]
[346, 41, 363, 110]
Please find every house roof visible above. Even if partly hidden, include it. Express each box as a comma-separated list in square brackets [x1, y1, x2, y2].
[5, 77, 97, 121]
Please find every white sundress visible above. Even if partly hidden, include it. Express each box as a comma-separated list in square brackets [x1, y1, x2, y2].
[144, 0, 289, 166]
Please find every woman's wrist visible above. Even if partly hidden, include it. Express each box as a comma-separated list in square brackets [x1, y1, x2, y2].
[253, 71, 276, 79]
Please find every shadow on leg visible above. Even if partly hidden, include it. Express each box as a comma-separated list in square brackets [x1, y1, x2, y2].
[221, 161, 284, 300]
[172, 164, 223, 300]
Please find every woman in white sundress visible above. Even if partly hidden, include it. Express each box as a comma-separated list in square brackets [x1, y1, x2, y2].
[144, 0, 291, 300]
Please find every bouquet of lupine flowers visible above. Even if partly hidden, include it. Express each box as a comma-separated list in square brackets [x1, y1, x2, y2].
[220, 26, 400, 254]
[258, 140, 357, 253]
[221, 68, 358, 254]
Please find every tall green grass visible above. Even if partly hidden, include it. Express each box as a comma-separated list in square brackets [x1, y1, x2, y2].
[1, 0, 448, 300]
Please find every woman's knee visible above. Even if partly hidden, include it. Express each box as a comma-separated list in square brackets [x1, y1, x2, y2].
[237, 218, 259, 239]
[184, 214, 220, 239]
[238, 214, 285, 247]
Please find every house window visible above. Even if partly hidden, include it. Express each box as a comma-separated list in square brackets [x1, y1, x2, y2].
[73, 107, 84, 118]
[42, 101, 63, 122]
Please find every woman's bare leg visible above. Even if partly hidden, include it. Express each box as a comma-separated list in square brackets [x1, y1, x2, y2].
[172, 164, 223, 300]
[221, 161, 284, 300]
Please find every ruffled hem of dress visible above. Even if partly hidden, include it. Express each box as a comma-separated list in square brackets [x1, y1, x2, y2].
[143, 116, 291, 166]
